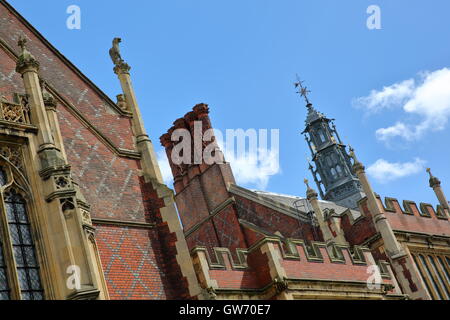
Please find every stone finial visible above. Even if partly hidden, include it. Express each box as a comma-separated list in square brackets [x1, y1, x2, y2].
[427, 168, 441, 188]
[304, 178, 310, 188]
[304, 178, 318, 200]
[110, 37, 131, 74]
[16, 35, 40, 74]
[349, 146, 365, 172]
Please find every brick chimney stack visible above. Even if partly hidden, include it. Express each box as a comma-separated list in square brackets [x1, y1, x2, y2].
[160, 104, 246, 254]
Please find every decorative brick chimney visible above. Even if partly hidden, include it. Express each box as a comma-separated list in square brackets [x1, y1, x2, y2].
[160, 104, 247, 258]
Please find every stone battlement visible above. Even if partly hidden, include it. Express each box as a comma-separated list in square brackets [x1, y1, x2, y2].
[379, 196, 449, 220]
[192, 237, 378, 269]
[191, 236, 396, 295]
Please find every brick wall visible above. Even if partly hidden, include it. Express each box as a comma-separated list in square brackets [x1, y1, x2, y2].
[234, 195, 320, 242]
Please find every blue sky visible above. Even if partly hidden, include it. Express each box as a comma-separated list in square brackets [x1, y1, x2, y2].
[9, 0, 450, 206]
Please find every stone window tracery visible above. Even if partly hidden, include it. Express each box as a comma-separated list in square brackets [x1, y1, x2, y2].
[0, 157, 44, 300]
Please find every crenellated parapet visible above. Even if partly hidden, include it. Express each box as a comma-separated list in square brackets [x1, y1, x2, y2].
[191, 236, 401, 299]
[340, 195, 450, 245]
[382, 196, 449, 220]
[372, 196, 450, 238]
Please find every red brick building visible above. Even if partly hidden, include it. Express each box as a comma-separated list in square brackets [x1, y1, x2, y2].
[0, 0, 449, 300]
[160, 104, 450, 300]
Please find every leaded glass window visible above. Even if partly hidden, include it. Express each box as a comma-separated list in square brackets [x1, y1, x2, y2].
[0, 164, 44, 300]
[4, 189, 43, 300]
[0, 241, 10, 300]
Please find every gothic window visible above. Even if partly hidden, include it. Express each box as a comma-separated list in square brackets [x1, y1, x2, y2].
[336, 165, 343, 177]
[428, 255, 450, 299]
[319, 131, 326, 143]
[413, 253, 449, 300]
[0, 164, 43, 300]
[437, 256, 450, 283]
[331, 153, 339, 165]
[330, 168, 337, 179]
[412, 254, 432, 298]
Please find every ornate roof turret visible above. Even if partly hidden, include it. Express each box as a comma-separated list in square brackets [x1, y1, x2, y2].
[305, 103, 326, 126]
[297, 77, 365, 209]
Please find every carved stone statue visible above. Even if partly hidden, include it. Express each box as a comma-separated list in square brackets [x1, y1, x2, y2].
[109, 37, 123, 66]
[109, 37, 131, 74]
[116, 94, 128, 111]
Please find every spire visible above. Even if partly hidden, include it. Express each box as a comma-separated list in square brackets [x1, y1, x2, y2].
[300, 82, 365, 209]
[294, 75, 325, 126]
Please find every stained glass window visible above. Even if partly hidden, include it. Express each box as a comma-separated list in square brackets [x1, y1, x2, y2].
[4, 189, 43, 300]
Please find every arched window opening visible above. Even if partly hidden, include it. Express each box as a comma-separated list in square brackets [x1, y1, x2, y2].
[318, 130, 326, 143]
[336, 165, 343, 177]
[330, 168, 337, 179]
[0, 163, 44, 300]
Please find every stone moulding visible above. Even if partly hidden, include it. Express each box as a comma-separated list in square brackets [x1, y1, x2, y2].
[91, 217, 155, 229]
[191, 236, 380, 271]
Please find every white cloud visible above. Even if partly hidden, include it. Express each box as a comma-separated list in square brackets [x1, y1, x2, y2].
[355, 68, 450, 142]
[225, 148, 280, 190]
[367, 158, 426, 183]
[157, 147, 281, 190]
[157, 150, 174, 186]
[375, 122, 415, 142]
[354, 79, 415, 113]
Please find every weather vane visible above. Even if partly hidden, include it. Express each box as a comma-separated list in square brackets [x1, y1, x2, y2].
[294, 74, 311, 105]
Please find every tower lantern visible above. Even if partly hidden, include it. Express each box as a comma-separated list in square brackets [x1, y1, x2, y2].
[295, 78, 365, 209]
